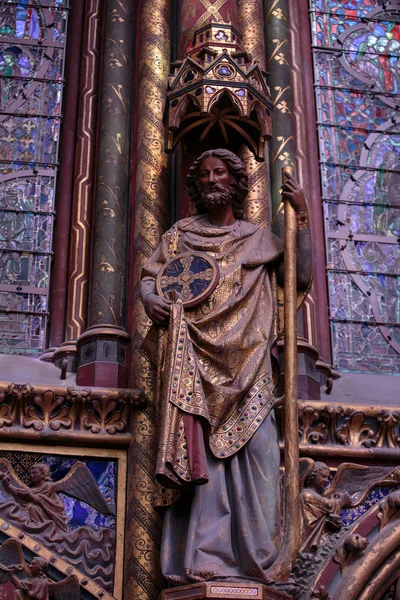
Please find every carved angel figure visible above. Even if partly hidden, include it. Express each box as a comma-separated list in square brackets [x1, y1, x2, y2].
[0, 539, 80, 600]
[299, 459, 400, 553]
[0, 459, 113, 532]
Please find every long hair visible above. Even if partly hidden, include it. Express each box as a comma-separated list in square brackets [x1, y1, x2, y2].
[186, 149, 249, 220]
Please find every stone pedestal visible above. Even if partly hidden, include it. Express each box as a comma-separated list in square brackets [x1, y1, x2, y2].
[160, 582, 292, 600]
[39, 347, 57, 363]
[76, 324, 130, 387]
[52, 340, 79, 373]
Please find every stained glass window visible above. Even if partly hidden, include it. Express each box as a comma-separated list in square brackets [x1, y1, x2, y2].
[0, 0, 69, 355]
[310, 0, 400, 374]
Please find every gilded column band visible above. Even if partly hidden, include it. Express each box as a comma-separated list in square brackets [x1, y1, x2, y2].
[264, 0, 295, 239]
[89, 0, 134, 328]
[126, 0, 171, 599]
[238, 0, 271, 228]
[66, 0, 103, 341]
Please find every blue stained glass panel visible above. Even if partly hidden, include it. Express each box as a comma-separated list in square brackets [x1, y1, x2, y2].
[0, 0, 69, 355]
[332, 320, 400, 373]
[311, 0, 400, 373]
[310, 0, 385, 47]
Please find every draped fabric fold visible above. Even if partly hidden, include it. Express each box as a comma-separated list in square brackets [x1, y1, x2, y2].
[140, 215, 284, 502]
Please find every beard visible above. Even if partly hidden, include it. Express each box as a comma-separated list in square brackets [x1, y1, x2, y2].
[200, 183, 233, 211]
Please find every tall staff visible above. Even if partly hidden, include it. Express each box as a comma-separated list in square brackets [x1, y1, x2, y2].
[267, 167, 301, 580]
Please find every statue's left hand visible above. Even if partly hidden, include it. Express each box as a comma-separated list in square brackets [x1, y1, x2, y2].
[281, 173, 307, 212]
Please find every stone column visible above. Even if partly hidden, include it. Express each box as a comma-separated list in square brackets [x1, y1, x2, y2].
[265, 0, 323, 399]
[238, 0, 271, 228]
[42, 0, 85, 359]
[124, 0, 171, 598]
[264, 0, 295, 233]
[287, 0, 332, 369]
[76, 0, 134, 387]
[52, 0, 104, 373]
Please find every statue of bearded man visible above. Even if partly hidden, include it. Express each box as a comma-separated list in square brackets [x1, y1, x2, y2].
[140, 149, 312, 585]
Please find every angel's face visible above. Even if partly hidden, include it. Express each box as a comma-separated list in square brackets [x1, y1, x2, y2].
[30, 558, 41, 576]
[31, 466, 44, 486]
[314, 468, 330, 492]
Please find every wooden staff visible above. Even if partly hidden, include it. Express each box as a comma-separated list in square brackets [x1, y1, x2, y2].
[267, 166, 300, 581]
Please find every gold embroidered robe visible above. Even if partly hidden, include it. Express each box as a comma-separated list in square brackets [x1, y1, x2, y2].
[140, 215, 283, 492]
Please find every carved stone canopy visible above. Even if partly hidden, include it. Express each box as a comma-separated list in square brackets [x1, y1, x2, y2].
[164, 22, 273, 160]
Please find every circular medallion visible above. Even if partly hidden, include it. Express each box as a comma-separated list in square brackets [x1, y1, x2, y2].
[156, 252, 220, 308]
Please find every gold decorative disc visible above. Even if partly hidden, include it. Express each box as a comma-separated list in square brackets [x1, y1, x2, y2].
[156, 252, 220, 308]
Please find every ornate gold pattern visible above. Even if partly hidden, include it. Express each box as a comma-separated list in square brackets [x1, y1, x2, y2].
[264, 0, 294, 228]
[237, 0, 270, 228]
[296, 209, 310, 231]
[165, 23, 272, 160]
[90, 0, 134, 327]
[66, 0, 103, 341]
[127, 0, 171, 598]
[140, 215, 282, 488]
[180, 0, 235, 56]
[0, 516, 115, 600]
[156, 252, 219, 306]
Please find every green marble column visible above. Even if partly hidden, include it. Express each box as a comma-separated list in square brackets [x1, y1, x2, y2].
[264, 0, 296, 240]
[77, 0, 134, 387]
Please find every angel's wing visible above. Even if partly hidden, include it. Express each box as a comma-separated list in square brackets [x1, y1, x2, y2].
[54, 462, 114, 515]
[48, 575, 80, 600]
[324, 463, 398, 505]
[0, 458, 29, 493]
[0, 539, 30, 582]
[299, 457, 315, 490]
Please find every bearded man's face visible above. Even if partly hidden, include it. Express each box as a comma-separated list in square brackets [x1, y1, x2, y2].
[198, 156, 234, 211]
[201, 183, 233, 210]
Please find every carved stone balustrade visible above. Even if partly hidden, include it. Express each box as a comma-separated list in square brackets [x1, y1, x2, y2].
[275, 400, 400, 462]
[0, 381, 143, 446]
[1, 381, 399, 459]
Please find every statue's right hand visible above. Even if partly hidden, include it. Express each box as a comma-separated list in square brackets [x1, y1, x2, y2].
[143, 293, 171, 325]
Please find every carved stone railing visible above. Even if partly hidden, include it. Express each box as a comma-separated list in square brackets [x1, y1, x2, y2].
[0, 382, 143, 446]
[0, 385, 397, 458]
[276, 401, 400, 461]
